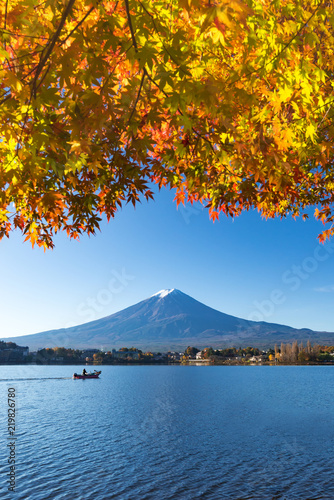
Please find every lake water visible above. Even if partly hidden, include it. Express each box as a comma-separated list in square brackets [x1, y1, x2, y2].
[1, 365, 334, 499]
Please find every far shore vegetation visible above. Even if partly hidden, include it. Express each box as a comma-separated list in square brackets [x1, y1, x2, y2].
[1, 340, 334, 366]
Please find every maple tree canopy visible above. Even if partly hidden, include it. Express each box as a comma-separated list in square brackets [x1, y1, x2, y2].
[0, 0, 334, 248]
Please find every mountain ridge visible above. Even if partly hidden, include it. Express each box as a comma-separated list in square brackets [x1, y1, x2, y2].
[2, 289, 333, 350]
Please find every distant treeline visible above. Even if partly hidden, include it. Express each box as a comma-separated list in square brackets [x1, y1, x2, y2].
[0, 341, 21, 350]
[273, 341, 334, 363]
[34, 347, 167, 364]
[191, 342, 334, 364]
[0, 341, 29, 363]
[1, 342, 334, 365]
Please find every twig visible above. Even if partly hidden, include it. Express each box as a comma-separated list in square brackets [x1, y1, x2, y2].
[128, 69, 147, 123]
[229, 3, 322, 88]
[61, 4, 96, 45]
[318, 104, 332, 129]
[4, 0, 8, 49]
[31, 0, 76, 98]
[0, 28, 49, 40]
[34, 62, 51, 93]
[138, 0, 189, 76]
[124, 0, 138, 52]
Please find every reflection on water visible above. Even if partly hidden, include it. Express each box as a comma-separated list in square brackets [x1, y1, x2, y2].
[0, 365, 333, 499]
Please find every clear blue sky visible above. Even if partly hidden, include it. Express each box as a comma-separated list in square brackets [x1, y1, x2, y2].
[1, 187, 334, 339]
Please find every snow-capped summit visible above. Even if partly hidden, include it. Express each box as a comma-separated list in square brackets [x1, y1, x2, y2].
[151, 289, 175, 298]
[2, 288, 326, 351]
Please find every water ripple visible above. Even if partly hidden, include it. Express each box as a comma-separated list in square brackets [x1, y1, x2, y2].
[1, 365, 334, 499]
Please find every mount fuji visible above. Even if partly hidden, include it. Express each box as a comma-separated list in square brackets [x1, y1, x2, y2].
[3, 289, 333, 350]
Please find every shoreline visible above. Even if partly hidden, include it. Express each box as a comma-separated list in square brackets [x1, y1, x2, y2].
[1, 361, 334, 366]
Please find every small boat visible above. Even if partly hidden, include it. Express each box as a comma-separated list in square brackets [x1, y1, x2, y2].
[73, 370, 101, 379]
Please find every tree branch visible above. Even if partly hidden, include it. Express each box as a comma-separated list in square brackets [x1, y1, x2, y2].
[4, 0, 8, 49]
[4, 0, 8, 28]
[128, 69, 147, 123]
[229, 3, 322, 88]
[138, 1, 190, 76]
[60, 4, 96, 46]
[31, 0, 76, 98]
[124, 0, 138, 52]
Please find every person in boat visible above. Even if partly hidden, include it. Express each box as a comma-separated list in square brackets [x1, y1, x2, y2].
[82, 368, 87, 376]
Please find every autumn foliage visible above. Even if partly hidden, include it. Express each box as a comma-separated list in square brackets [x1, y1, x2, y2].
[1, 0, 334, 248]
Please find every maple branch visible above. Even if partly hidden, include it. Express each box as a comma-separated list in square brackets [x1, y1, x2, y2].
[128, 69, 147, 123]
[0, 94, 11, 106]
[4, 0, 8, 28]
[291, 97, 334, 126]
[0, 61, 38, 72]
[125, 0, 209, 149]
[61, 4, 96, 45]
[0, 46, 44, 71]
[124, 0, 138, 52]
[33, 0, 51, 10]
[144, 68, 228, 164]
[138, 0, 189, 76]
[61, 1, 119, 46]
[31, 0, 76, 97]
[267, 5, 321, 65]
[230, 3, 322, 88]
[0, 28, 49, 40]
[34, 62, 51, 93]
[127, 0, 220, 157]
[318, 104, 332, 129]
[3, 0, 8, 49]
[140, 60, 220, 159]
[124, 0, 151, 124]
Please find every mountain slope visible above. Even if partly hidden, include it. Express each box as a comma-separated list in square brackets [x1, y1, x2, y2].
[3, 289, 333, 350]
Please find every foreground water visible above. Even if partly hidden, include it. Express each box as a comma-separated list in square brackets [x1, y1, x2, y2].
[1, 365, 334, 499]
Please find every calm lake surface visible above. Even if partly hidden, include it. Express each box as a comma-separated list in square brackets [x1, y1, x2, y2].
[1, 365, 334, 499]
